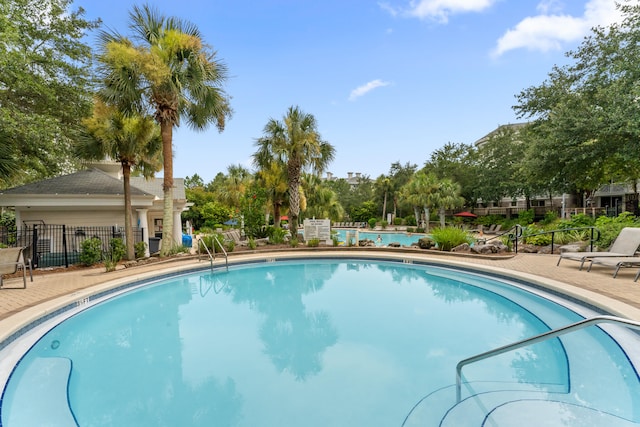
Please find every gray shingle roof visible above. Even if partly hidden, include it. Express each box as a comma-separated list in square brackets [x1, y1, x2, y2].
[1, 168, 150, 196]
[130, 177, 186, 199]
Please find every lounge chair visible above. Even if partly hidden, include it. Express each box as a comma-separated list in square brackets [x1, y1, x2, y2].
[484, 224, 502, 235]
[0, 247, 33, 289]
[557, 227, 640, 270]
[587, 256, 640, 278]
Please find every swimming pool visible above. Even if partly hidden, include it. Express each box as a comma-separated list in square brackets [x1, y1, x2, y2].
[334, 229, 426, 246]
[1, 258, 639, 426]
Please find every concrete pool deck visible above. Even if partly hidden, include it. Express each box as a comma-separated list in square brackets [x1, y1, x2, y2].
[1, 249, 640, 345]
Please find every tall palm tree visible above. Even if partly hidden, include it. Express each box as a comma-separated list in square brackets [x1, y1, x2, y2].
[96, 4, 232, 256]
[374, 175, 392, 221]
[76, 100, 162, 260]
[254, 106, 335, 232]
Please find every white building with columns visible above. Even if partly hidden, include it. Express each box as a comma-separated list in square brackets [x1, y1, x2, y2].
[0, 161, 191, 257]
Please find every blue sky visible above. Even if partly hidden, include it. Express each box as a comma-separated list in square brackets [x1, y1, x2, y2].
[72, 0, 625, 183]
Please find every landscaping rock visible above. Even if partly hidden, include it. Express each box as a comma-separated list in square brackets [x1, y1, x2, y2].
[418, 237, 435, 249]
[452, 243, 471, 253]
[471, 241, 510, 254]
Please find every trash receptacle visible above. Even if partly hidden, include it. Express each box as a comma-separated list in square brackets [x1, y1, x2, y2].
[182, 234, 192, 248]
[149, 237, 161, 254]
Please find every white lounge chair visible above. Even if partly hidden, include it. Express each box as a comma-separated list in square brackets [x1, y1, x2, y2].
[0, 247, 33, 289]
[557, 227, 640, 270]
[587, 256, 640, 278]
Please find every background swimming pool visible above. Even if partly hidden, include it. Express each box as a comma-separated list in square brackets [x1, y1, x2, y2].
[333, 229, 426, 246]
[2, 260, 639, 426]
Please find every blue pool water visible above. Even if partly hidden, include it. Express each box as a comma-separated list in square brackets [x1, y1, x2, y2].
[334, 229, 426, 246]
[1, 259, 639, 426]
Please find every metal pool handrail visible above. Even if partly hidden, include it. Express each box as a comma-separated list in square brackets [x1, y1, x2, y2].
[455, 315, 640, 403]
[197, 235, 228, 272]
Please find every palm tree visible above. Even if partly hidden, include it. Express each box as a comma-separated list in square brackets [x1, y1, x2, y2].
[374, 175, 392, 221]
[96, 4, 232, 256]
[432, 179, 465, 227]
[301, 173, 345, 221]
[254, 106, 335, 233]
[402, 171, 439, 232]
[253, 157, 289, 228]
[217, 164, 252, 208]
[76, 100, 162, 260]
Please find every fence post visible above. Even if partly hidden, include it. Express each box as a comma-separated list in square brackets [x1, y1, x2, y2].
[62, 224, 69, 268]
[31, 224, 39, 268]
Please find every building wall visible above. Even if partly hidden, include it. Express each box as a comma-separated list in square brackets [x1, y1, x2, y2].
[18, 209, 127, 228]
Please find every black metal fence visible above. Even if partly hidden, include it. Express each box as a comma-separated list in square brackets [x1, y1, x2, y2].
[0, 224, 144, 269]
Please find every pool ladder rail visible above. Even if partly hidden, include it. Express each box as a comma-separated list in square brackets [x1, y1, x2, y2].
[455, 315, 640, 403]
[196, 235, 228, 272]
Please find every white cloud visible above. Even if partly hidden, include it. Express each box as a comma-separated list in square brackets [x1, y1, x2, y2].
[381, 0, 497, 23]
[349, 79, 391, 101]
[492, 0, 624, 57]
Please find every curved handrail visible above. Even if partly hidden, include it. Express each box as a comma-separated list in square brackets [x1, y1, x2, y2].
[197, 235, 228, 272]
[455, 315, 640, 402]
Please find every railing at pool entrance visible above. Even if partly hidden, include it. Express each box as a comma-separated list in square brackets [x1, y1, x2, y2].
[455, 315, 640, 403]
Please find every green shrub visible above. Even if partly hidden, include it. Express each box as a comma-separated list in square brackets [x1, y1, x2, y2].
[247, 238, 257, 250]
[393, 217, 403, 225]
[517, 209, 535, 225]
[540, 211, 558, 226]
[104, 259, 117, 272]
[558, 213, 595, 229]
[554, 229, 592, 244]
[307, 238, 320, 247]
[380, 220, 388, 229]
[430, 227, 472, 251]
[289, 237, 299, 247]
[80, 237, 103, 266]
[593, 213, 640, 249]
[135, 241, 147, 258]
[521, 225, 552, 246]
[198, 234, 223, 253]
[477, 214, 504, 226]
[109, 238, 126, 263]
[268, 227, 287, 244]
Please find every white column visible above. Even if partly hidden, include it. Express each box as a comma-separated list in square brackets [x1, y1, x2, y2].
[173, 209, 182, 245]
[136, 209, 150, 257]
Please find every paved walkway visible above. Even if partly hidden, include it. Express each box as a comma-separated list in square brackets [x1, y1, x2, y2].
[2, 249, 640, 336]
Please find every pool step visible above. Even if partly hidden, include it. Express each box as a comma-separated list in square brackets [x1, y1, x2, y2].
[2, 357, 78, 426]
[480, 399, 639, 427]
[402, 382, 552, 426]
[403, 385, 639, 426]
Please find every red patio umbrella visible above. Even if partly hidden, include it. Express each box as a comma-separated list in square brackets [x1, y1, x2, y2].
[453, 211, 477, 218]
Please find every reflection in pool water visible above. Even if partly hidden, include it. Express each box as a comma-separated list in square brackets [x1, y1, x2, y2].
[1, 260, 639, 426]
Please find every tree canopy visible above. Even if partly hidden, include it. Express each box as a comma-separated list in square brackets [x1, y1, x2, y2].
[254, 106, 335, 232]
[0, 0, 98, 187]
[514, 2, 640, 198]
[96, 4, 233, 255]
